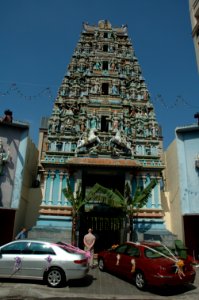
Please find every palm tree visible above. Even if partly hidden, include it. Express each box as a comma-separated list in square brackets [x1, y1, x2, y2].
[85, 183, 124, 207]
[62, 178, 87, 246]
[63, 178, 157, 245]
[87, 179, 157, 242]
[114, 178, 157, 241]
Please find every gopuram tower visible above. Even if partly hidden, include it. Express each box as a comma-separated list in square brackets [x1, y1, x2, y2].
[32, 20, 170, 250]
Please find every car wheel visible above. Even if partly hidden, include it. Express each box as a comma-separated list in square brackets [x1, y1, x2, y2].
[98, 258, 105, 271]
[134, 271, 146, 290]
[46, 267, 66, 288]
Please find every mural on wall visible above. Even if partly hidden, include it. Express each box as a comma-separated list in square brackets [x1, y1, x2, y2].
[0, 138, 9, 175]
[0, 138, 10, 207]
[0, 125, 26, 209]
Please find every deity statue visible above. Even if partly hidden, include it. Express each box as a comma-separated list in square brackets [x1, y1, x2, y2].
[94, 61, 101, 70]
[109, 129, 132, 157]
[92, 78, 101, 94]
[76, 129, 101, 153]
[89, 114, 98, 129]
[112, 83, 118, 95]
[0, 139, 9, 175]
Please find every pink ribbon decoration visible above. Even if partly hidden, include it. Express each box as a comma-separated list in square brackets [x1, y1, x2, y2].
[56, 242, 90, 258]
[45, 255, 52, 270]
[14, 256, 22, 272]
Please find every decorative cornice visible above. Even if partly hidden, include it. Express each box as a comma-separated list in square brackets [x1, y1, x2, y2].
[39, 206, 72, 216]
[66, 157, 141, 168]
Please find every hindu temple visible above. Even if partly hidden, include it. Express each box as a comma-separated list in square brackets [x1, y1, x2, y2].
[31, 20, 169, 251]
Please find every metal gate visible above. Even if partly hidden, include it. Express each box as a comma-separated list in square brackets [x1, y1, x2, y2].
[79, 212, 125, 252]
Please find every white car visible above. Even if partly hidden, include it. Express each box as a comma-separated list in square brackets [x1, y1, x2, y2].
[0, 240, 89, 287]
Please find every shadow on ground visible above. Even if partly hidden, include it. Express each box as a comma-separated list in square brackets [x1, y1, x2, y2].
[67, 274, 96, 288]
[0, 274, 96, 289]
[147, 282, 197, 296]
[110, 270, 197, 297]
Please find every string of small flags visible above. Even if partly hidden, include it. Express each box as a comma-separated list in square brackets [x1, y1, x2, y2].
[0, 83, 198, 109]
[0, 83, 54, 100]
[152, 94, 199, 109]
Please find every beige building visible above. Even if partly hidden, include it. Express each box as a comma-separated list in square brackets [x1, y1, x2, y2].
[189, 0, 199, 71]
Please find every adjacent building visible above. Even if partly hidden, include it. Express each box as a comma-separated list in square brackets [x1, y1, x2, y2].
[164, 122, 199, 258]
[0, 118, 39, 245]
[30, 20, 173, 251]
[189, 0, 199, 71]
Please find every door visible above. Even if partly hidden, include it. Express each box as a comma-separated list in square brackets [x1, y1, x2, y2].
[111, 244, 140, 278]
[0, 241, 29, 278]
[20, 241, 56, 279]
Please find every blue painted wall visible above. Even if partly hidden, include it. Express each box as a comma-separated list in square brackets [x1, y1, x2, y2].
[176, 126, 199, 214]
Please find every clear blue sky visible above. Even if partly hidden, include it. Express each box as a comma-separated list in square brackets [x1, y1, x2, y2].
[0, 0, 199, 149]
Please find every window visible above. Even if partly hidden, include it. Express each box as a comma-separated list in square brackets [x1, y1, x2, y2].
[102, 61, 108, 70]
[28, 242, 55, 255]
[126, 246, 140, 257]
[104, 32, 108, 38]
[145, 246, 173, 259]
[115, 244, 128, 254]
[101, 116, 109, 132]
[102, 83, 109, 95]
[1, 242, 30, 254]
[103, 44, 108, 52]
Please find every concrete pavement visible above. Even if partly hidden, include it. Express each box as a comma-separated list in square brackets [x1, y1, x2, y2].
[0, 266, 198, 300]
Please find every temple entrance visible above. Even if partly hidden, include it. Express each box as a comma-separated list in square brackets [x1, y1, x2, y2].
[82, 168, 125, 194]
[79, 208, 125, 252]
[79, 169, 126, 252]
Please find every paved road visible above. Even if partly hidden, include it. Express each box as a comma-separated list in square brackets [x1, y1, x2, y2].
[0, 267, 198, 300]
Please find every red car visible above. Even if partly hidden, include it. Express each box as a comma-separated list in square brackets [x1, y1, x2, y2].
[98, 241, 196, 290]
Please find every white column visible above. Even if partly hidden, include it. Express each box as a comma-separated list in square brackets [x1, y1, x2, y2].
[42, 172, 48, 205]
[49, 171, 55, 205]
[58, 172, 64, 205]
[157, 177, 162, 209]
[142, 176, 147, 208]
[150, 176, 156, 208]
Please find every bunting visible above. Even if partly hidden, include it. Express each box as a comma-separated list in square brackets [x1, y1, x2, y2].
[0, 83, 198, 109]
[152, 94, 199, 109]
[0, 83, 54, 100]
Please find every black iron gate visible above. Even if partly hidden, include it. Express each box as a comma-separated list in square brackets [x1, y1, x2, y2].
[79, 211, 125, 252]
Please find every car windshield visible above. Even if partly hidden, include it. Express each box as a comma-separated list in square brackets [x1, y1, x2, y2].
[145, 245, 174, 259]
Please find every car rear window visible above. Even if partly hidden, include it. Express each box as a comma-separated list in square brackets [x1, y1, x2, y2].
[145, 246, 174, 258]
[56, 242, 78, 253]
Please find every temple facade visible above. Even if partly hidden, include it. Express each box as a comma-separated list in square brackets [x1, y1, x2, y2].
[31, 20, 170, 250]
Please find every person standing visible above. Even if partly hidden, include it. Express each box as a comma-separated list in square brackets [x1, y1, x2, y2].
[15, 228, 27, 240]
[83, 228, 96, 268]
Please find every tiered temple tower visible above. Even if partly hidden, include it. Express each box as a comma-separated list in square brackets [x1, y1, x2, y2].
[32, 20, 169, 250]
